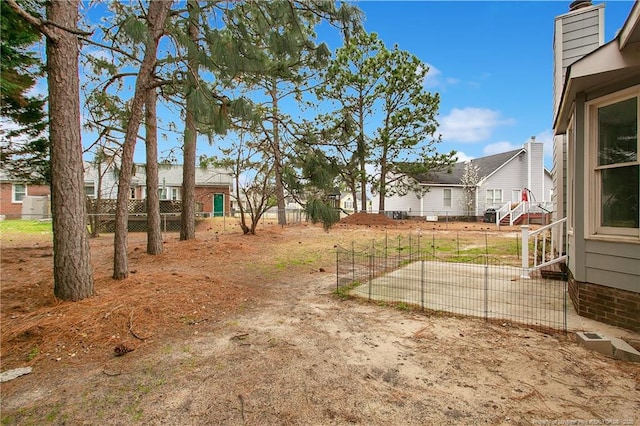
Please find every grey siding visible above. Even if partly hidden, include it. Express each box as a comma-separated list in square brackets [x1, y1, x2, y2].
[553, 4, 603, 119]
[585, 240, 640, 293]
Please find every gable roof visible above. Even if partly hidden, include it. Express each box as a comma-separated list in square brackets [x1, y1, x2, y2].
[131, 164, 232, 187]
[413, 148, 524, 185]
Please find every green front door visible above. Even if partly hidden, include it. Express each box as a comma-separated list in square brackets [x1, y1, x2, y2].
[213, 193, 224, 217]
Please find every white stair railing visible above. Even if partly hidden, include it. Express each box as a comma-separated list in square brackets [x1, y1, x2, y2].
[521, 218, 567, 278]
[495, 202, 512, 227]
[509, 201, 527, 226]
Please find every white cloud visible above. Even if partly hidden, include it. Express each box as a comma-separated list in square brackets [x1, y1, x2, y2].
[452, 151, 474, 163]
[439, 108, 515, 143]
[423, 63, 459, 90]
[423, 63, 443, 88]
[482, 142, 519, 156]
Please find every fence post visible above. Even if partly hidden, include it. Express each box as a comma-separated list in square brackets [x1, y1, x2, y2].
[563, 280, 568, 333]
[521, 225, 530, 279]
[336, 247, 339, 291]
[431, 230, 435, 256]
[484, 256, 488, 321]
[351, 241, 355, 284]
[421, 259, 425, 310]
[368, 241, 374, 300]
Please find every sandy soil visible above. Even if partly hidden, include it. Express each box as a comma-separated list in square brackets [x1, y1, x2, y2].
[1, 216, 639, 425]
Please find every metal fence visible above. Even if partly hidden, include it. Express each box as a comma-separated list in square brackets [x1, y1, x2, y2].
[336, 233, 567, 333]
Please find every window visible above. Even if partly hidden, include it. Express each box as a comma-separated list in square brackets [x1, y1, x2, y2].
[443, 188, 451, 207]
[344, 200, 353, 209]
[129, 188, 136, 199]
[85, 183, 96, 198]
[170, 188, 180, 201]
[12, 184, 26, 203]
[588, 88, 639, 237]
[158, 187, 168, 200]
[511, 190, 521, 203]
[486, 189, 502, 207]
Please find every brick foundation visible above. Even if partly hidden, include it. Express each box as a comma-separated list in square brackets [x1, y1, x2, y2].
[568, 272, 640, 332]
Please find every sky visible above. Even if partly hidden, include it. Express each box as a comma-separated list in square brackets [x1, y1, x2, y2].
[73, 0, 636, 170]
[345, 0, 635, 169]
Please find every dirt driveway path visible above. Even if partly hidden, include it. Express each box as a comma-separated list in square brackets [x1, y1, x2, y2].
[2, 221, 639, 424]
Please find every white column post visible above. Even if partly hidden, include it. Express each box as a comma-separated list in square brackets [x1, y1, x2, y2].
[521, 225, 530, 279]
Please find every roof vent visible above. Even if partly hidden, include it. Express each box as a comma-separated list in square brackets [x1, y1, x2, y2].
[569, 0, 592, 12]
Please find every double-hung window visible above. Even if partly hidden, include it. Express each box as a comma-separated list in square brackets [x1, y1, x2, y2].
[443, 188, 452, 207]
[588, 87, 639, 237]
[85, 183, 96, 198]
[12, 184, 26, 203]
[486, 189, 502, 207]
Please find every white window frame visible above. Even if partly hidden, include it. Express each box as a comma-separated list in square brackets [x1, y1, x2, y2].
[585, 85, 639, 239]
[12, 183, 27, 203]
[511, 189, 521, 203]
[485, 189, 502, 207]
[443, 188, 452, 207]
[567, 114, 575, 235]
[85, 182, 96, 199]
[170, 187, 180, 201]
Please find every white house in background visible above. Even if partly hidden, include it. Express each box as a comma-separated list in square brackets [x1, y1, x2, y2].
[552, 0, 639, 331]
[339, 193, 372, 213]
[380, 139, 552, 222]
[84, 162, 233, 216]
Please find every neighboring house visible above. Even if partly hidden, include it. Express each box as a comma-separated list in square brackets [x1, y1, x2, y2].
[84, 162, 233, 216]
[381, 139, 552, 222]
[552, 0, 640, 331]
[339, 193, 372, 214]
[1, 163, 233, 219]
[0, 170, 50, 219]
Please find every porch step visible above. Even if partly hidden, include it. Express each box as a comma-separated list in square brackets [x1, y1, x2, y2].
[540, 261, 567, 280]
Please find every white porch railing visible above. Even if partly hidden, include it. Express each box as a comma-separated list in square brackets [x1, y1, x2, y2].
[520, 217, 567, 278]
[509, 202, 527, 225]
[496, 201, 555, 227]
[495, 202, 511, 226]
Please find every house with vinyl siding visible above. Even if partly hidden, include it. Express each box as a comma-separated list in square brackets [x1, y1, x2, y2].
[0, 162, 233, 219]
[380, 139, 552, 221]
[552, 0, 640, 331]
[84, 162, 233, 217]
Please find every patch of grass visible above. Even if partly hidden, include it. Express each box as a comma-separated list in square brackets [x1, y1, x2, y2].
[0, 220, 52, 234]
[45, 403, 62, 422]
[1, 416, 15, 425]
[396, 302, 410, 311]
[26, 347, 39, 362]
[125, 403, 143, 422]
[274, 252, 320, 270]
[333, 281, 361, 300]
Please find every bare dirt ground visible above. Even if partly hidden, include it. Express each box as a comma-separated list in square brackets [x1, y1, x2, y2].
[1, 215, 639, 425]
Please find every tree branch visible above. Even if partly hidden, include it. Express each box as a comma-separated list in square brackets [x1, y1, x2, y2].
[5, 0, 55, 40]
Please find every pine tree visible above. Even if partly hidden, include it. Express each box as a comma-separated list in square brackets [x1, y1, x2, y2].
[0, 0, 48, 183]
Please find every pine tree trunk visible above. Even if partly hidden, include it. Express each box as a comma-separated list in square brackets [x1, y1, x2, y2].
[180, 0, 198, 241]
[145, 88, 163, 254]
[270, 83, 286, 226]
[47, 0, 94, 301]
[113, 0, 171, 279]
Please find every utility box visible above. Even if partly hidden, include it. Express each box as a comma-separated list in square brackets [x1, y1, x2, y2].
[21, 196, 50, 220]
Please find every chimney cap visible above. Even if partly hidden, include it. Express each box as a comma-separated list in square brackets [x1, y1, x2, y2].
[569, 0, 592, 12]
